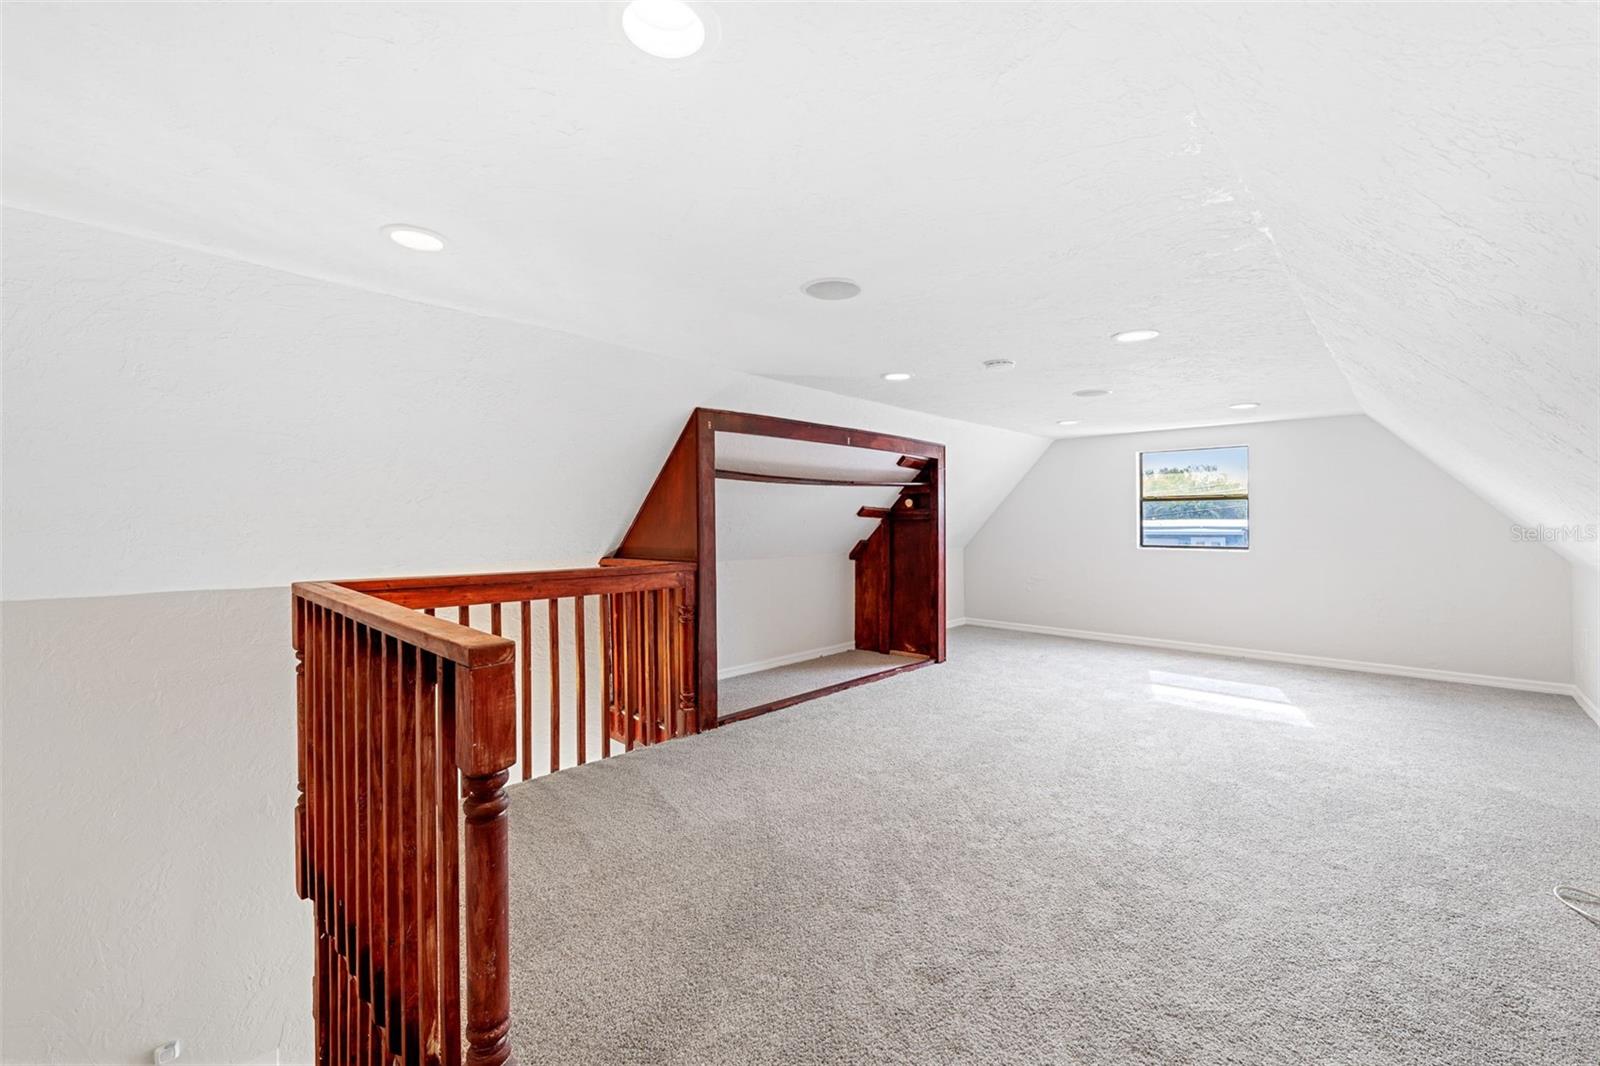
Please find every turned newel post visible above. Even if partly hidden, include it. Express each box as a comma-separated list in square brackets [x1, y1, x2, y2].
[457, 655, 518, 1066]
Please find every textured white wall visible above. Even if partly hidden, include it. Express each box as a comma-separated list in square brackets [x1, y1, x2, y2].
[0, 211, 1047, 1064]
[717, 555, 855, 673]
[1, 589, 312, 1065]
[0, 209, 1045, 602]
[966, 416, 1573, 683]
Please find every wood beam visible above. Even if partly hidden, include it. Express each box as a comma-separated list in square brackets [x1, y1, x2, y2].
[715, 468, 923, 489]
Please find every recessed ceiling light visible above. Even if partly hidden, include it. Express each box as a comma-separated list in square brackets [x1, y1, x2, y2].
[1072, 388, 1112, 398]
[621, 0, 706, 58]
[381, 224, 446, 252]
[882, 372, 912, 382]
[1228, 401, 1260, 410]
[1113, 329, 1160, 343]
[1056, 419, 1081, 426]
[803, 278, 861, 301]
[982, 359, 1016, 372]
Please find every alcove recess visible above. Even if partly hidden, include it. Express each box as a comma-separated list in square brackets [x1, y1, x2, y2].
[607, 409, 946, 726]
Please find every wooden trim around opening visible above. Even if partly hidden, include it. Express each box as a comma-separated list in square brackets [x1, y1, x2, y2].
[716, 656, 934, 725]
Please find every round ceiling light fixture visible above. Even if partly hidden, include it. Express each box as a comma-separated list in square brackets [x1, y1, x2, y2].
[1112, 329, 1161, 343]
[1072, 388, 1112, 398]
[621, 0, 707, 58]
[881, 372, 912, 382]
[982, 358, 1017, 372]
[1056, 419, 1081, 427]
[1228, 401, 1261, 410]
[381, 224, 446, 252]
[803, 277, 861, 301]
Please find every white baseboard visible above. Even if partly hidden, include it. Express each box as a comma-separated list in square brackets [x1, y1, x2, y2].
[717, 641, 855, 681]
[962, 617, 1585, 703]
[1573, 685, 1600, 728]
[720, 619, 967, 679]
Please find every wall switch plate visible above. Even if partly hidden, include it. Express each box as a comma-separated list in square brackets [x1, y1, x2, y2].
[153, 1040, 181, 1065]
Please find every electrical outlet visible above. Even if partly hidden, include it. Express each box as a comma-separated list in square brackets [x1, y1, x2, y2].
[153, 1039, 181, 1065]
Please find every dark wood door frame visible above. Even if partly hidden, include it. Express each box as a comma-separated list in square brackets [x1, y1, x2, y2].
[610, 408, 947, 730]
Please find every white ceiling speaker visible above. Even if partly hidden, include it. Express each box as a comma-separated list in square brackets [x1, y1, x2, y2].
[381, 224, 446, 252]
[621, 0, 707, 59]
[803, 278, 861, 301]
[1112, 329, 1160, 343]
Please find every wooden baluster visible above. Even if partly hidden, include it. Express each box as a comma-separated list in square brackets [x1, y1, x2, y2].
[667, 588, 680, 738]
[623, 594, 636, 752]
[519, 602, 532, 781]
[489, 603, 502, 637]
[351, 621, 369, 1066]
[457, 659, 515, 1066]
[548, 599, 561, 774]
[328, 609, 342, 1064]
[424, 607, 435, 617]
[438, 662, 462, 1066]
[294, 599, 308, 901]
[657, 591, 671, 740]
[599, 595, 613, 759]
[314, 935, 327, 1066]
[307, 606, 323, 1064]
[316, 606, 330, 936]
[347, 616, 361, 1062]
[574, 597, 587, 766]
[361, 626, 375, 1066]
[299, 601, 314, 908]
[366, 629, 387, 1052]
[642, 591, 655, 743]
[383, 636, 401, 1058]
[399, 646, 420, 1065]
[676, 586, 688, 738]
[335, 614, 348, 1066]
[639, 591, 651, 745]
[678, 585, 694, 737]
[644, 591, 658, 744]
[622, 592, 634, 748]
[666, 589, 681, 738]
[458, 605, 470, 628]
[416, 649, 441, 1065]
[635, 591, 645, 748]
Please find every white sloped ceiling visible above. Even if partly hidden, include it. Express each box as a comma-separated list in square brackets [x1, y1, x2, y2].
[3, 3, 1593, 562]
[1178, 3, 1598, 564]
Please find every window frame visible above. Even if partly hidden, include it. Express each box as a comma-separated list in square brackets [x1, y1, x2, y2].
[1136, 445, 1251, 552]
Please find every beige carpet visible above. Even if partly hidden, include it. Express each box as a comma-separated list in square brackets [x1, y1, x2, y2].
[501, 626, 1600, 1065]
[718, 648, 918, 715]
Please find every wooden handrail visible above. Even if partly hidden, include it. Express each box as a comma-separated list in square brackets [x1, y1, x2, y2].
[339, 561, 694, 609]
[294, 581, 514, 668]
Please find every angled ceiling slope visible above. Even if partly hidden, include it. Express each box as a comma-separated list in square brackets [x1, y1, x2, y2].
[1180, 4, 1598, 565]
[2, 3, 1593, 560]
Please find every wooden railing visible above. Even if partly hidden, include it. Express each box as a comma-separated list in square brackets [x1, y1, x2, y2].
[293, 560, 696, 1066]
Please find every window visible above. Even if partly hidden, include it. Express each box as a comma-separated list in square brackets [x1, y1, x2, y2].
[1139, 446, 1249, 549]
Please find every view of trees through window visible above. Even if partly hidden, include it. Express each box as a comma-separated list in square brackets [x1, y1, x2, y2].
[1139, 446, 1249, 549]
